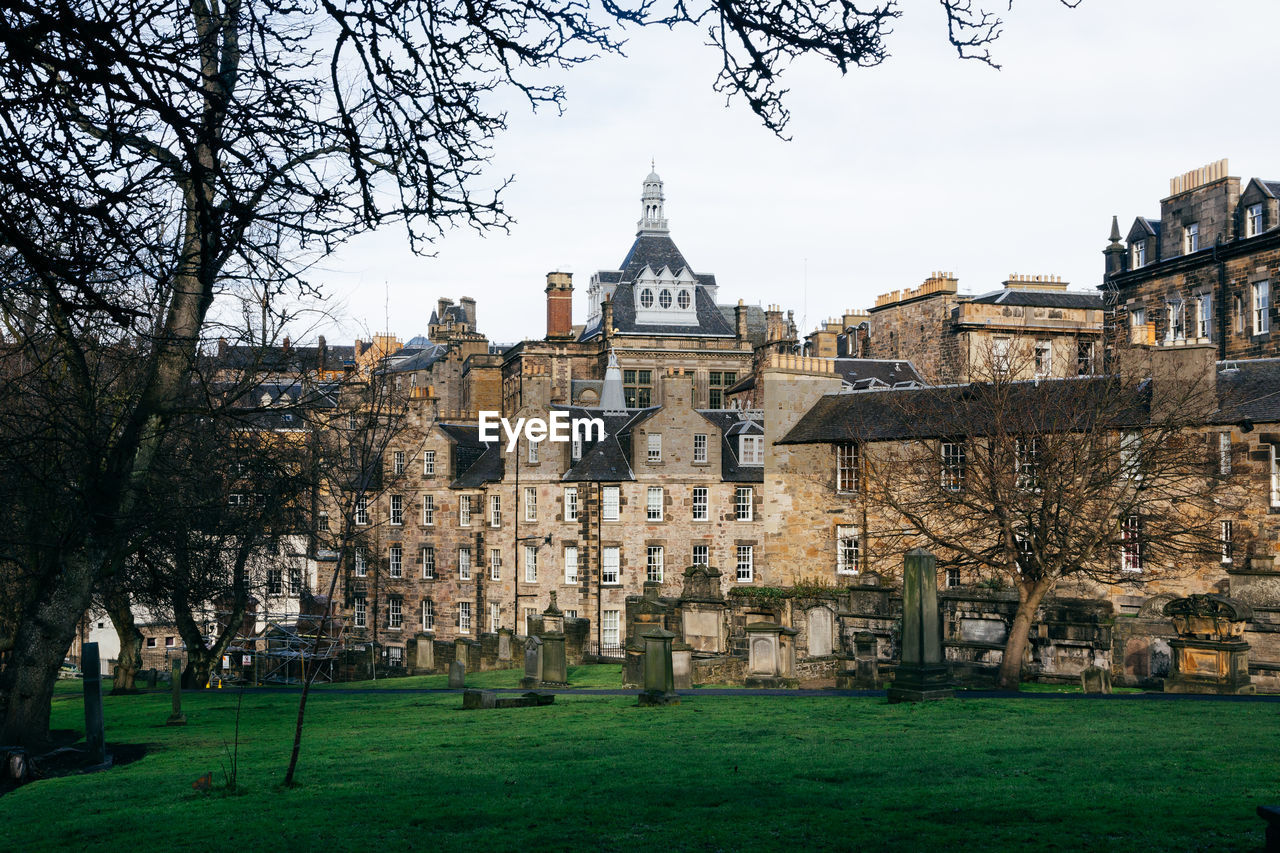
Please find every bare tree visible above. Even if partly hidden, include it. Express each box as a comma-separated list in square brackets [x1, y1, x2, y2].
[848, 344, 1225, 690]
[0, 0, 1077, 745]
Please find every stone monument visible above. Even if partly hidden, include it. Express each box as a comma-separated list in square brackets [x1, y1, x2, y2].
[1162, 594, 1255, 695]
[519, 636, 543, 689]
[448, 659, 466, 688]
[166, 658, 186, 726]
[81, 643, 106, 766]
[537, 593, 568, 687]
[888, 548, 953, 703]
[743, 622, 799, 688]
[638, 627, 680, 706]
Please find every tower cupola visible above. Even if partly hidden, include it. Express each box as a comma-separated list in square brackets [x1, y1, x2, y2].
[637, 165, 669, 235]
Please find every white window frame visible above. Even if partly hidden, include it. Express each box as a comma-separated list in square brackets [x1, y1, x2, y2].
[525, 545, 538, 582]
[1184, 222, 1200, 254]
[421, 546, 435, 579]
[1196, 295, 1212, 340]
[693, 434, 708, 464]
[602, 546, 620, 585]
[390, 494, 403, 526]
[458, 548, 472, 581]
[602, 485, 620, 522]
[1034, 340, 1052, 377]
[354, 495, 369, 526]
[1235, 294, 1245, 334]
[489, 602, 500, 633]
[940, 441, 966, 491]
[490, 494, 501, 528]
[422, 495, 435, 526]
[1254, 280, 1270, 335]
[1120, 515, 1142, 572]
[564, 545, 579, 584]
[648, 433, 662, 463]
[647, 486, 664, 522]
[1218, 431, 1232, 475]
[692, 487, 709, 522]
[646, 545, 664, 583]
[564, 486, 578, 523]
[692, 544, 709, 567]
[1271, 444, 1280, 508]
[421, 599, 435, 631]
[1248, 203, 1264, 238]
[524, 487, 537, 522]
[528, 439, 539, 464]
[836, 525, 859, 575]
[354, 595, 367, 628]
[1221, 520, 1233, 565]
[1131, 240, 1146, 269]
[735, 486, 753, 522]
[393, 450, 405, 475]
[458, 601, 472, 633]
[602, 610, 620, 647]
[1120, 431, 1141, 481]
[388, 598, 402, 630]
[459, 495, 471, 527]
[736, 544, 754, 583]
[571, 436, 582, 462]
[389, 544, 402, 578]
[836, 443, 859, 493]
[1015, 437, 1039, 491]
[739, 435, 764, 466]
[991, 337, 1011, 375]
[354, 548, 367, 577]
[423, 450, 436, 477]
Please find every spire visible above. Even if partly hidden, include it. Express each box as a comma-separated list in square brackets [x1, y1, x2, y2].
[637, 167, 669, 235]
[1108, 215, 1122, 244]
[601, 350, 627, 414]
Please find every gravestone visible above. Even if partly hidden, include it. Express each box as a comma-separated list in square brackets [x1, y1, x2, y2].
[498, 628, 513, 662]
[448, 659, 466, 688]
[520, 636, 543, 688]
[1162, 594, 1255, 695]
[807, 606, 834, 657]
[743, 622, 800, 688]
[672, 642, 693, 690]
[887, 548, 953, 703]
[146, 669, 158, 689]
[411, 633, 435, 672]
[166, 659, 186, 725]
[463, 689, 555, 710]
[538, 595, 568, 687]
[81, 643, 106, 766]
[1080, 665, 1111, 694]
[638, 627, 680, 706]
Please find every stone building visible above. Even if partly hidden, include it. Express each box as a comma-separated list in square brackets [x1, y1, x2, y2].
[856, 271, 1104, 384]
[1104, 158, 1280, 360]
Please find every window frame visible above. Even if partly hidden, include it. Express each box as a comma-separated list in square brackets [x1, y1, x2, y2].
[692, 544, 709, 567]
[354, 595, 367, 628]
[422, 450, 436, 477]
[421, 546, 436, 579]
[389, 544, 402, 578]
[693, 433, 708, 464]
[421, 599, 435, 631]
[1184, 222, 1200, 254]
[524, 545, 537, 582]
[602, 485, 620, 522]
[564, 545, 579, 584]
[1120, 515, 1143, 572]
[940, 441, 966, 491]
[646, 545, 664, 583]
[524, 486, 537, 522]
[739, 435, 764, 466]
[490, 494, 501, 528]
[836, 525, 859, 575]
[489, 548, 501, 581]
[735, 544, 754, 583]
[647, 486, 664, 522]
[647, 433, 662, 463]
[422, 494, 435, 526]
[388, 597, 402, 630]
[836, 443, 860, 493]
[735, 486, 754, 522]
[691, 486, 709, 522]
[458, 547, 472, 581]
[1254, 280, 1271, 335]
[602, 546, 620, 585]
[458, 600, 472, 633]
[1247, 203, 1264, 238]
[392, 450, 405, 475]
[389, 494, 403, 526]
[564, 486, 578, 523]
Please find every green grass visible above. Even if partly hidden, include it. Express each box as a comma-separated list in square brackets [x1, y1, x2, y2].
[9, 669, 1278, 851]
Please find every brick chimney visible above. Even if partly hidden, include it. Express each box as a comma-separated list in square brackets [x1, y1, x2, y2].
[459, 296, 477, 329]
[601, 296, 614, 344]
[545, 272, 574, 339]
[735, 299, 748, 342]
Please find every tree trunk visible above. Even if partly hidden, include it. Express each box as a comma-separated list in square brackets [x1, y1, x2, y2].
[0, 554, 99, 747]
[104, 588, 143, 694]
[995, 579, 1054, 691]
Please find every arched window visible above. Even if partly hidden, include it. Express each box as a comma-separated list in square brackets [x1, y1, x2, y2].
[658, 289, 672, 309]
[677, 289, 691, 309]
[639, 288, 654, 308]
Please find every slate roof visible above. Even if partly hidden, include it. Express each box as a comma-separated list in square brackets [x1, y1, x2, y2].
[697, 410, 765, 482]
[619, 234, 691, 282]
[214, 343, 354, 375]
[559, 408, 653, 482]
[1213, 359, 1280, 425]
[453, 443, 504, 488]
[1263, 181, 1280, 199]
[966, 289, 1104, 310]
[718, 303, 767, 347]
[834, 358, 926, 388]
[380, 343, 448, 373]
[579, 281, 736, 339]
[779, 376, 1152, 445]
[435, 424, 494, 483]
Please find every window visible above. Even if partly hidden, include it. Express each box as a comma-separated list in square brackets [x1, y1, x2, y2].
[1015, 437, 1039, 491]
[458, 601, 472, 633]
[458, 548, 471, 581]
[1271, 444, 1280, 508]
[146, 637, 156, 648]
[1254, 280, 1270, 335]
[692, 487, 708, 521]
[524, 608, 537, 633]
[1131, 240, 1146, 269]
[602, 610, 620, 647]
[1248, 203, 1264, 238]
[355, 495, 369, 525]
[459, 495, 471, 527]
[354, 548, 367, 577]
[421, 546, 435, 579]
[647, 546, 664, 583]
[289, 569, 301, 596]
[393, 450, 405, 475]
[602, 485, 620, 521]
[836, 443, 860, 493]
[739, 435, 764, 465]
[489, 494, 501, 527]
[1015, 532, 1033, 574]
[1184, 222, 1199, 254]
[836, 526, 859, 575]
[692, 544, 709, 566]
[423, 450, 436, 477]
[658, 288, 672, 309]
[422, 495, 435, 526]
[166, 636, 176, 648]
[1120, 515, 1142, 572]
[389, 544, 402, 578]
[640, 287, 654, 308]
[1196, 295, 1212, 340]
[489, 548, 501, 580]
[524, 487, 537, 522]
[647, 486, 664, 522]
[708, 371, 736, 408]
[388, 646, 403, 667]
[564, 487, 578, 523]
[735, 486, 754, 521]
[736, 545, 754, 582]
[1218, 431, 1232, 475]
[1221, 520, 1233, 565]
[354, 595, 367, 628]
[489, 602, 501, 633]
[388, 598, 402, 629]
[648, 433, 662, 463]
[318, 510, 330, 532]
[623, 369, 652, 408]
[571, 436, 582, 461]
[693, 434, 708, 463]
[525, 546, 537, 582]
[564, 546, 579, 584]
[602, 546, 620, 584]
[348, 412, 359, 431]
[1034, 340, 1052, 377]
[422, 599, 435, 631]
[940, 442, 966, 491]
[1165, 299, 1186, 342]
[991, 337, 1011, 375]
[678, 289, 691, 309]
[390, 494, 403, 526]
[267, 568, 282, 595]
[1235, 293, 1245, 334]
[945, 567, 960, 589]
[1076, 340, 1094, 376]
[1120, 431, 1141, 481]
[527, 439, 539, 464]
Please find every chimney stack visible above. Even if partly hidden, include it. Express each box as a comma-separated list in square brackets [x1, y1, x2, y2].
[545, 272, 574, 340]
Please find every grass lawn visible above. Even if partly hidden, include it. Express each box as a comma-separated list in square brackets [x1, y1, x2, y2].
[7, 668, 1277, 851]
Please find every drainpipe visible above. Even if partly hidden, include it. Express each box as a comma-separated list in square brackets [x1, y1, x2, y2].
[1214, 235, 1228, 360]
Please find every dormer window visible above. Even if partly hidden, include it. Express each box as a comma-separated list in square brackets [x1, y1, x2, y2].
[739, 435, 763, 466]
[658, 288, 672, 308]
[1184, 222, 1200, 253]
[677, 289, 691, 309]
[640, 288, 654, 308]
[1131, 241, 1146, 269]
[1247, 203, 1264, 238]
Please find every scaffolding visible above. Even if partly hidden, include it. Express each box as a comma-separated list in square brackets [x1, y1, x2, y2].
[254, 617, 344, 685]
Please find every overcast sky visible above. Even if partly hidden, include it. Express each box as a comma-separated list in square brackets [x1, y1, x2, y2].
[301, 0, 1280, 346]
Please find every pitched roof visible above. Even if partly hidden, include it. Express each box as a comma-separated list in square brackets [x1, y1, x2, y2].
[452, 443, 504, 488]
[1213, 359, 1280, 424]
[697, 410, 765, 482]
[965, 289, 1103, 310]
[618, 234, 691, 282]
[579, 281, 736, 339]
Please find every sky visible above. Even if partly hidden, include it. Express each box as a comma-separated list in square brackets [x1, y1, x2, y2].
[301, 0, 1280, 347]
